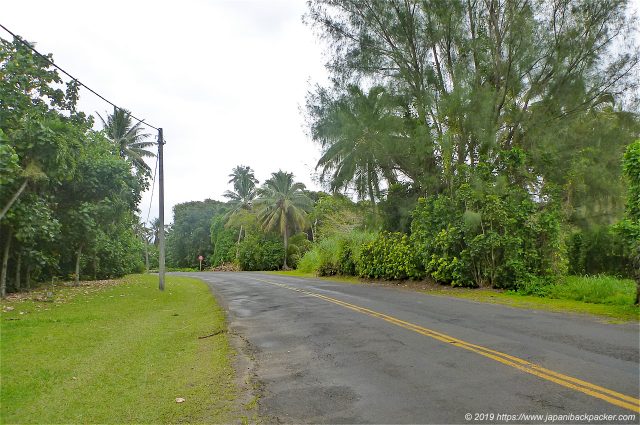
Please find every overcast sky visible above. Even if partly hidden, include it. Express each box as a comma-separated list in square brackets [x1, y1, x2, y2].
[3, 0, 330, 224]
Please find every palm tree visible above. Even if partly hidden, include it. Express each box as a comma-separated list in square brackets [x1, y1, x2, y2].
[97, 107, 155, 173]
[224, 165, 259, 245]
[312, 85, 403, 213]
[255, 171, 312, 269]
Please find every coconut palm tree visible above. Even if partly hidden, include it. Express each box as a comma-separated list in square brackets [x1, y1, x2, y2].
[312, 85, 403, 212]
[224, 165, 259, 245]
[97, 107, 155, 173]
[255, 171, 312, 269]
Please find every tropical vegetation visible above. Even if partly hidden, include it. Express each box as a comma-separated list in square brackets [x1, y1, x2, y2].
[2, 0, 638, 312]
[0, 37, 154, 296]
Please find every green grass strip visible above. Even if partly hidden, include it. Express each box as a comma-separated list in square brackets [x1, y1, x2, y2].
[1, 274, 237, 424]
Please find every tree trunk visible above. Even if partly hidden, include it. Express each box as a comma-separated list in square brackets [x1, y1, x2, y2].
[283, 225, 289, 270]
[0, 180, 28, 222]
[235, 225, 243, 259]
[26, 263, 31, 290]
[1, 228, 12, 298]
[15, 252, 21, 291]
[75, 244, 83, 286]
[144, 241, 149, 272]
[367, 167, 378, 222]
[311, 218, 317, 243]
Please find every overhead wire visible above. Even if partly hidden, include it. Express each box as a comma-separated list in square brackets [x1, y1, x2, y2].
[145, 154, 160, 226]
[0, 22, 160, 131]
[0, 22, 163, 224]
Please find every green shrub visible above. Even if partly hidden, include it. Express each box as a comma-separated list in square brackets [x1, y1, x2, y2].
[297, 249, 320, 273]
[296, 231, 376, 276]
[337, 231, 376, 275]
[237, 234, 284, 271]
[357, 232, 423, 280]
[411, 158, 565, 288]
[287, 233, 313, 269]
[316, 237, 341, 276]
[514, 276, 554, 297]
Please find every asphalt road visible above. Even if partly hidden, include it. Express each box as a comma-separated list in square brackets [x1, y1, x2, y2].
[179, 271, 639, 424]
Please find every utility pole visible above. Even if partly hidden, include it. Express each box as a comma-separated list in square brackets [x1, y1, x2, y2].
[158, 128, 166, 291]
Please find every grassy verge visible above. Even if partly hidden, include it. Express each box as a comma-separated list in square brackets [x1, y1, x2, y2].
[266, 270, 363, 284]
[1, 274, 238, 424]
[269, 271, 638, 322]
[427, 288, 639, 323]
[545, 275, 636, 305]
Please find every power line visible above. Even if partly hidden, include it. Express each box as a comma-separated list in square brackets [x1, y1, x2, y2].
[145, 153, 159, 225]
[0, 22, 159, 131]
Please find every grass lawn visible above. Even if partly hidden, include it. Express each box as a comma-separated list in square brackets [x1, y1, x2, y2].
[270, 271, 639, 323]
[0, 274, 238, 424]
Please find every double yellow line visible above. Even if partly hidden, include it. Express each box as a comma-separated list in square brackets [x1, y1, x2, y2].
[248, 277, 640, 413]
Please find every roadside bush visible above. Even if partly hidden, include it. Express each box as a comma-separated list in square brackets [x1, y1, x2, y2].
[411, 158, 565, 288]
[514, 276, 555, 297]
[337, 231, 376, 275]
[315, 236, 341, 276]
[297, 248, 320, 273]
[357, 232, 423, 280]
[296, 231, 376, 276]
[287, 233, 313, 269]
[237, 234, 284, 271]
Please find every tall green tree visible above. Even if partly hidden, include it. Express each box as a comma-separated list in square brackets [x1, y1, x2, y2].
[56, 133, 143, 284]
[255, 171, 312, 269]
[223, 165, 259, 244]
[98, 106, 155, 174]
[309, 85, 405, 210]
[306, 0, 639, 196]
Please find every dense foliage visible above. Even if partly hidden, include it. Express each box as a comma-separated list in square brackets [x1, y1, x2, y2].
[0, 38, 150, 295]
[237, 234, 285, 271]
[293, 0, 640, 300]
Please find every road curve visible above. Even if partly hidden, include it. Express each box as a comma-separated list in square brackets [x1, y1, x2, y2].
[178, 271, 639, 424]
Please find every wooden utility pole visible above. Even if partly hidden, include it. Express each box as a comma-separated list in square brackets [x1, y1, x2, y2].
[158, 128, 166, 291]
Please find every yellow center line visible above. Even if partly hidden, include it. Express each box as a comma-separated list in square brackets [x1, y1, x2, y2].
[248, 277, 640, 413]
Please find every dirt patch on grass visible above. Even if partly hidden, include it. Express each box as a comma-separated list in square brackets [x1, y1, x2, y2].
[1, 279, 127, 311]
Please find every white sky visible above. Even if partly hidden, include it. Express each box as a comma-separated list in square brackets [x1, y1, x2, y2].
[3, 0, 329, 224]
